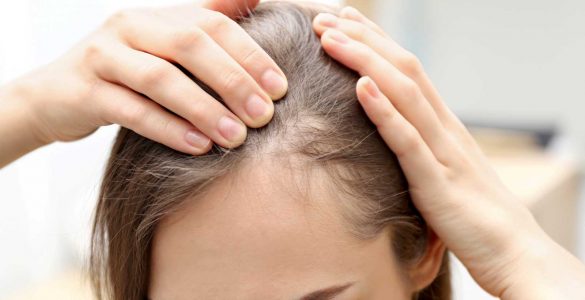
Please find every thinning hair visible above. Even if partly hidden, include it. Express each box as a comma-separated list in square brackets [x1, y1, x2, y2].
[90, 2, 451, 300]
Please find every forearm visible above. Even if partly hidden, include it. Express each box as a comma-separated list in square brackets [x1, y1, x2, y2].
[0, 81, 49, 168]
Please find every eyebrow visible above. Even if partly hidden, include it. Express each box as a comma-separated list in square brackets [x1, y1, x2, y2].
[298, 282, 354, 300]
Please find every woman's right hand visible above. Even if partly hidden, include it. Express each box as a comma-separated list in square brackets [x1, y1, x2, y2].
[4, 0, 287, 156]
[314, 7, 585, 299]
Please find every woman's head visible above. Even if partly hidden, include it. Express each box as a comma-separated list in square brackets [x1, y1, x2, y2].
[91, 2, 450, 299]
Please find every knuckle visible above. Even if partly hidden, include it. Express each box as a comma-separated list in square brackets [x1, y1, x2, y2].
[185, 99, 208, 123]
[377, 105, 397, 125]
[158, 116, 174, 137]
[352, 22, 369, 40]
[444, 166, 459, 182]
[172, 28, 206, 52]
[82, 42, 103, 64]
[105, 9, 133, 28]
[398, 52, 423, 76]
[81, 32, 114, 69]
[119, 103, 148, 127]
[401, 128, 421, 153]
[138, 61, 170, 87]
[221, 68, 248, 92]
[435, 147, 455, 166]
[240, 47, 261, 67]
[201, 11, 232, 36]
[400, 78, 420, 100]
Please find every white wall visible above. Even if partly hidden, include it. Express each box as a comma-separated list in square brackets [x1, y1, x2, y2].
[426, 0, 585, 154]
[372, 0, 585, 147]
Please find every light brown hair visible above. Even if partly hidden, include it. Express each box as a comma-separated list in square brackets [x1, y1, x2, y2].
[90, 2, 451, 299]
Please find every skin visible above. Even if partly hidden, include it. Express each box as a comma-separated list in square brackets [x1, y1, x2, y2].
[313, 7, 585, 299]
[149, 159, 444, 299]
[0, 0, 287, 167]
[0, 1, 584, 299]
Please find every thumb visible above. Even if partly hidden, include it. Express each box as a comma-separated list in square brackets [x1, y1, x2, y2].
[202, 0, 260, 18]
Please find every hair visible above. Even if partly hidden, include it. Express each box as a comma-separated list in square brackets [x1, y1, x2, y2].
[90, 2, 451, 300]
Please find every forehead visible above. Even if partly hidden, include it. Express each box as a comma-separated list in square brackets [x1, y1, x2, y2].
[149, 159, 401, 299]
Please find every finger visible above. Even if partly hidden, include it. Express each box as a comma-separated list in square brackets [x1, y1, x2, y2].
[96, 82, 213, 155]
[195, 10, 288, 99]
[202, 0, 259, 18]
[314, 12, 470, 139]
[92, 43, 247, 148]
[356, 76, 443, 183]
[109, 10, 275, 129]
[314, 13, 449, 119]
[320, 29, 452, 162]
[148, 6, 288, 99]
[339, 6, 387, 37]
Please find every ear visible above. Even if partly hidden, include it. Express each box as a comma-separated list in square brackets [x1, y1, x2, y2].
[202, 0, 260, 18]
[406, 229, 447, 292]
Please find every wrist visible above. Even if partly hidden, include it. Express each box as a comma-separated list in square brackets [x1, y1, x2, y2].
[498, 227, 585, 300]
[4, 77, 54, 145]
[0, 80, 51, 167]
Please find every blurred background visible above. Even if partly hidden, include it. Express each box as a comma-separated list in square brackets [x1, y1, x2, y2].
[1, 0, 584, 299]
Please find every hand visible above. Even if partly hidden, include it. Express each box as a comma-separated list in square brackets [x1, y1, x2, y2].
[4, 0, 287, 157]
[313, 7, 585, 299]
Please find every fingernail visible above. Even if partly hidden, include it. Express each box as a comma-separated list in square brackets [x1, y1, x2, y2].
[341, 6, 364, 21]
[261, 69, 288, 99]
[185, 130, 210, 149]
[245, 94, 270, 120]
[315, 13, 338, 28]
[327, 29, 349, 44]
[218, 116, 246, 142]
[363, 77, 381, 98]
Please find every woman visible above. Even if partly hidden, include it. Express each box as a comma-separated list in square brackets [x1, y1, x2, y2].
[0, 0, 584, 299]
[94, 3, 449, 299]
